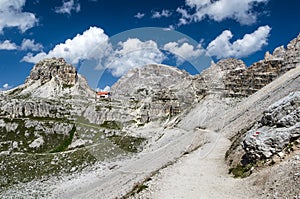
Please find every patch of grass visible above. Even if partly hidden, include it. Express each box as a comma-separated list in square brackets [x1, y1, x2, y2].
[136, 184, 148, 193]
[108, 135, 146, 153]
[125, 181, 150, 198]
[229, 163, 254, 178]
[62, 84, 73, 89]
[0, 147, 97, 189]
[100, 121, 122, 130]
[50, 125, 76, 153]
[27, 116, 69, 123]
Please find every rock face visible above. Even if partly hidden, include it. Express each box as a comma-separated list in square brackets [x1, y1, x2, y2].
[285, 33, 300, 69]
[194, 58, 246, 97]
[111, 64, 191, 98]
[242, 92, 300, 161]
[193, 33, 299, 99]
[110, 64, 196, 123]
[27, 57, 77, 86]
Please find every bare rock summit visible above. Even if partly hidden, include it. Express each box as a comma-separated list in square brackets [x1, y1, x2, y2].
[27, 57, 77, 86]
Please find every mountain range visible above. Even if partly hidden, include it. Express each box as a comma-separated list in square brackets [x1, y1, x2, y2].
[0, 34, 299, 198]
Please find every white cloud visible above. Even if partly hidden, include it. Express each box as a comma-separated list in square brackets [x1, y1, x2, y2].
[107, 38, 165, 77]
[178, 0, 268, 26]
[3, 83, 9, 89]
[152, 10, 172, 18]
[55, 0, 81, 15]
[206, 25, 271, 59]
[0, 39, 43, 51]
[22, 27, 165, 77]
[22, 52, 47, 63]
[22, 27, 112, 65]
[21, 39, 43, 51]
[102, 86, 111, 92]
[1, 83, 12, 91]
[134, 12, 145, 19]
[0, 40, 17, 50]
[176, 8, 191, 26]
[0, 0, 38, 33]
[164, 41, 204, 64]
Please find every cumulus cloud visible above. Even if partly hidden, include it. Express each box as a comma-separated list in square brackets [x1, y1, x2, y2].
[178, 0, 269, 26]
[3, 83, 10, 89]
[134, 12, 145, 19]
[0, 0, 38, 33]
[22, 27, 112, 65]
[55, 0, 81, 15]
[107, 38, 165, 77]
[22, 27, 166, 77]
[163, 41, 204, 64]
[206, 25, 271, 59]
[21, 39, 43, 51]
[0, 40, 17, 50]
[152, 10, 172, 18]
[0, 83, 12, 91]
[0, 39, 43, 51]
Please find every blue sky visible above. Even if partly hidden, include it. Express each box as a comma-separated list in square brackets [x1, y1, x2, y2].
[0, 0, 299, 90]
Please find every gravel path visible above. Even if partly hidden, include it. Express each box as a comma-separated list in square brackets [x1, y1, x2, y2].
[131, 131, 257, 199]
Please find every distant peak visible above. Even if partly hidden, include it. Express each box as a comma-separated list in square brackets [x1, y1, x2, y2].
[27, 57, 77, 86]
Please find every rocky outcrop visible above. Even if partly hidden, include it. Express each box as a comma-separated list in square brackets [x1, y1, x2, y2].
[242, 91, 300, 161]
[284, 33, 300, 70]
[224, 59, 282, 97]
[194, 59, 246, 97]
[27, 57, 77, 86]
[111, 64, 191, 98]
[110, 64, 195, 122]
[220, 34, 300, 98]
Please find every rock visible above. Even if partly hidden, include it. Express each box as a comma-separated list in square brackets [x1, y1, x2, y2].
[29, 137, 44, 148]
[284, 33, 300, 69]
[242, 91, 300, 161]
[27, 57, 77, 86]
[273, 46, 285, 59]
[110, 64, 195, 122]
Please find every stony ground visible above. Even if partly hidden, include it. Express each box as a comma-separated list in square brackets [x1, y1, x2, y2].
[130, 131, 258, 199]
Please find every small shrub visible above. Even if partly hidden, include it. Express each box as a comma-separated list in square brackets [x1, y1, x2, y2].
[100, 121, 121, 130]
[229, 163, 253, 178]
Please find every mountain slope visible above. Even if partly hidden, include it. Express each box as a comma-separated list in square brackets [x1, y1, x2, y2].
[0, 34, 299, 198]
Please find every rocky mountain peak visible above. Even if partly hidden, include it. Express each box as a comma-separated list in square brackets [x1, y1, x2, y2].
[27, 57, 77, 86]
[215, 58, 247, 71]
[111, 64, 191, 98]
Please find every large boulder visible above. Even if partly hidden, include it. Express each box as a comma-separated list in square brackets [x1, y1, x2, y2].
[242, 91, 300, 160]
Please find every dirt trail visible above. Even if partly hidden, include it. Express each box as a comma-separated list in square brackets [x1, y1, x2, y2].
[133, 131, 257, 199]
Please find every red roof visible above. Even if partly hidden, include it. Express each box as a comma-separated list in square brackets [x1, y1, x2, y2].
[97, 91, 110, 95]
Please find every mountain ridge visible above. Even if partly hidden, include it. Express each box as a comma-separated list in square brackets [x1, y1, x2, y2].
[0, 33, 299, 198]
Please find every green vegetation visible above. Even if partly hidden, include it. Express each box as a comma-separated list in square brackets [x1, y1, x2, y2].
[136, 184, 149, 193]
[50, 125, 76, 153]
[229, 163, 254, 178]
[108, 135, 146, 153]
[0, 113, 149, 190]
[100, 121, 122, 130]
[0, 148, 97, 189]
[27, 116, 69, 123]
[125, 177, 152, 197]
[62, 84, 73, 89]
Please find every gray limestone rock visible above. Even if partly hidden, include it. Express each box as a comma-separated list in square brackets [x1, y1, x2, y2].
[27, 57, 77, 86]
[243, 91, 300, 160]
